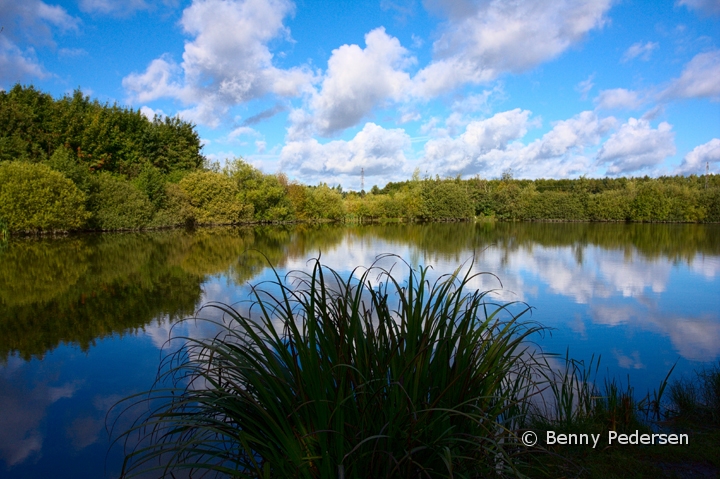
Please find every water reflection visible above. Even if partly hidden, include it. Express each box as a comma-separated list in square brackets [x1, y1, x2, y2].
[0, 222, 718, 477]
[0, 357, 79, 466]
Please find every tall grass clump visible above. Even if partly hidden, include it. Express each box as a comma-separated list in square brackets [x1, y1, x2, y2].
[530, 353, 675, 439]
[668, 361, 720, 424]
[115, 256, 544, 478]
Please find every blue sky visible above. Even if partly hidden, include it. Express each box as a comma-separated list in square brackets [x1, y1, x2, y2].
[1, 0, 719, 189]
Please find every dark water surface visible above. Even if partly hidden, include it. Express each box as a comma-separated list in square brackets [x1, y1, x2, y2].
[1, 222, 719, 477]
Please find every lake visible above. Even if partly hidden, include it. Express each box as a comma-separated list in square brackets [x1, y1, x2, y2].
[1, 222, 719, 478]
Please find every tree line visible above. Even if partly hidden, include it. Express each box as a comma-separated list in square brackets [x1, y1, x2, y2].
[0, 84, 718, 233]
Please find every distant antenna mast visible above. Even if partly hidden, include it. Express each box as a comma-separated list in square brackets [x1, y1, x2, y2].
[361, 167, 364, 191]
[706, 161, 710, 190]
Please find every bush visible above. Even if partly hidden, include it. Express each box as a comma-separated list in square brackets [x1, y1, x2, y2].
[226, 159, 294, 221]
[0, 161, 90, 232]
[178, 170, 253, 225]
[88, 172, 154, 230]
[133, 164, 167, 209]
[588, 189, 632, 221]
[147, 183, 194, 228]
[631, 181, 671, 222]
[304, 184, 345, 220]
[421, 180, 474, 220]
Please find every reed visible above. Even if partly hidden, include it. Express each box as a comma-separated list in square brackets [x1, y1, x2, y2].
[668, 361, 720, 424]
[114, 256, 544, 478]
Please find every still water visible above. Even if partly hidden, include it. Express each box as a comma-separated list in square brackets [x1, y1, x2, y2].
[1, 222, 719, 477]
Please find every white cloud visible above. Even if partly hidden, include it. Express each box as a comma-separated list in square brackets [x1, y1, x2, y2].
[661, 50, 720, 100]
[678, 0, 720, 16]
[0, 0, 79, 45]
[422, 109, 532, 174]
[123, 55, 184, 103]
[576, 74, 595, 100]
[597, 118, 676, 175]
[0, 0, 79, 84]
[594, 88, 643, 110]
[412, 0, 612, 97]
[422, 110, 615, 178]
[280, 122, 411, 176]
[676, 138, 720, 174]
[123, 0, 314, 127]
[139, 105, 167, 120]
[621, 41, 658, 63]
[0, 38, 46, 83]
[58, 47, 87, 58]
[79, 0, 151, 15]
[310, 28, 414, 136]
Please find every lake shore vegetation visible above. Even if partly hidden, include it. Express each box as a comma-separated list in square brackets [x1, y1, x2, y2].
[2, 84, 718, 234]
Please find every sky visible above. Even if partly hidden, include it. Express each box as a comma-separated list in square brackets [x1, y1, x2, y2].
[1, 0, 719, 189]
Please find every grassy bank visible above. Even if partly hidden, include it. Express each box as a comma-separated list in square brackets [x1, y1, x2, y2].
[113, 258, 719, 478]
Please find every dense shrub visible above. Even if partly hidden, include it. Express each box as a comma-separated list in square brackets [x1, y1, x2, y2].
[421, 179, 474, 220]
[133, 164, 167, 209]
[88, 172, 154, 230]
[286, 183, 309, 219]
[588, 189, 632, 221]
[227, 159, 294, 221]
[522, 190, 588, 221]
[0, 161, 90, 232]
[178, 171, 253, 225]
[303, 184, 345, 220]
[702, 188, 720, 222]
[147, 183, 194, 228]
[630, 181, 671, 222]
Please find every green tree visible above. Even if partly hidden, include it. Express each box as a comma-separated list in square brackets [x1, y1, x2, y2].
[45, 145, 93, 193]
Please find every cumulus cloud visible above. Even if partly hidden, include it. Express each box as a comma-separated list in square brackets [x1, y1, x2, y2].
[310, 28, 414, 136]
[412, 0, 612, 97]
[621, 41, 658, 63]
[423, 110, 615, 178]
[676, 138, 720, 175]
[594, 88, 644, 110]
[597, 118, 676, 175]
[422, 109, 532, 174]
[678, 0, 720, 16]
[661, 50, 720, 100]
[0, 0, 79, 84]
[280, 122, 411, 176]
[123, 0, 314, 127]
[123, 55, 184, 103]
